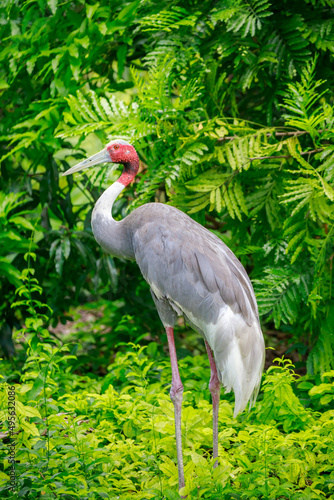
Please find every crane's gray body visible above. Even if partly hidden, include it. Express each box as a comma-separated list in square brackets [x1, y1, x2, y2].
[92, 181, 265, 416]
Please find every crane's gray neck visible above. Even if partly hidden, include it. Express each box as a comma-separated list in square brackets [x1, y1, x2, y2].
[91, 181, 134, 260]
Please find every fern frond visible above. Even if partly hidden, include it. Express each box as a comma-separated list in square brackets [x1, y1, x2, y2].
[226, 0, 273, 38]
[282, 57, 327, 137]
[56, 90, 139, 139]
[254, 267, 311, 327]
[268, 15, 311, 77]
[303, 18, 334, 52]
[139, 6, 198, 33]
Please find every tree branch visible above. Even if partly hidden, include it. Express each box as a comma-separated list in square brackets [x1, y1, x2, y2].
[248, 148, 323, 161]
[217, 130, 326, 142]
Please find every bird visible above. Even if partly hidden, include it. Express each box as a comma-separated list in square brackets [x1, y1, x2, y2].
[63, 139, 265, 492]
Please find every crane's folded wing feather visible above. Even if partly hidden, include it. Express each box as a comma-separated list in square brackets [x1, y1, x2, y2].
[131, 204, 258, 327]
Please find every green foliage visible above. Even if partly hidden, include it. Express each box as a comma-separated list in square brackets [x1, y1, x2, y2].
[1, 338, 334, 498]
[0, 192, 34, 288]
[255, 358, 314, 432]
[254, 267, 311, 327]
[224, 0, 273, 39]
[308, 370, 334, 407]
[0, 193, 38, 356]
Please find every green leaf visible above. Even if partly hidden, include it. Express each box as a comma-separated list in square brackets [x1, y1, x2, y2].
[9, 216, 34, 230]
[27, 375, 45, 400]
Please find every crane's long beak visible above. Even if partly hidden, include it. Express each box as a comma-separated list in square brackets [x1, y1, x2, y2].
[62, 149, 111, 176]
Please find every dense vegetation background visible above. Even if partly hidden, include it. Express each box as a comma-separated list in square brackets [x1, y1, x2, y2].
[1, 0, 334, 498]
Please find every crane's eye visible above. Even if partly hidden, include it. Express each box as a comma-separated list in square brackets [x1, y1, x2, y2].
[114, 145, 119, 150]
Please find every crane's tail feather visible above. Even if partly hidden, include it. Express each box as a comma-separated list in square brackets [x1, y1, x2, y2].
[211, 308, 265, 418]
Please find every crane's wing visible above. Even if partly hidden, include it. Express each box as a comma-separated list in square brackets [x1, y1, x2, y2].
[130, 203, 264, 416]
[131, 204, 258, 327]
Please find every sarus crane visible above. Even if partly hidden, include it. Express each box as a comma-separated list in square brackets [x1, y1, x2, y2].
[63, 139, 265, 492]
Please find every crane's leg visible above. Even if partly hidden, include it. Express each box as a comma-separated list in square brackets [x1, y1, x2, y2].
[166, 326, 185, 492]
[204, 340, 221, 468]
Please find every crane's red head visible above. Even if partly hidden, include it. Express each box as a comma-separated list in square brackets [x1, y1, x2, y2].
[62, 139, 139, 186]
[106, 140, 137, 164]
[106, 140, 139, 186]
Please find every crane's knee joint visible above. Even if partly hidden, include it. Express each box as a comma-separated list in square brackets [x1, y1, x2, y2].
[170, 382, 183, 404]
[209, 375, 221, 403]
[209, 374, 221, 393]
